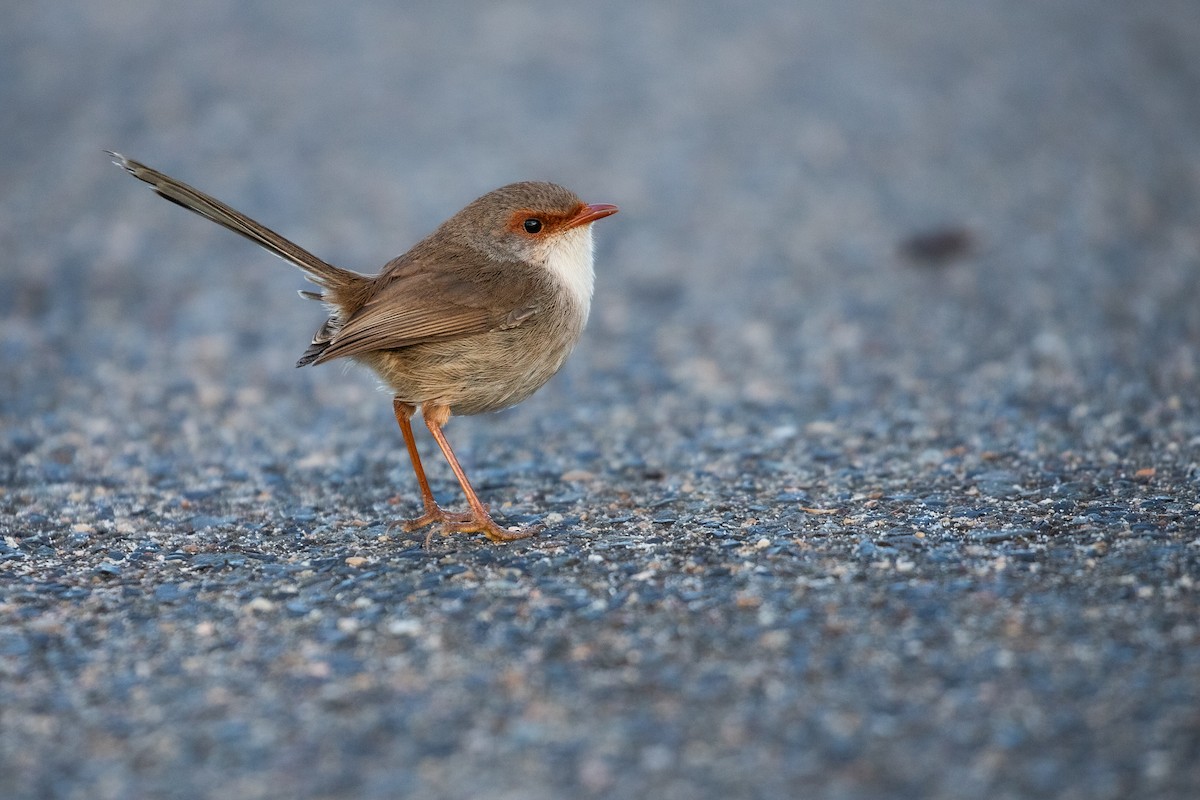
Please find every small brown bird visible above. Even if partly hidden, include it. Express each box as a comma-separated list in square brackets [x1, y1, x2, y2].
[108, 153, 617, 544]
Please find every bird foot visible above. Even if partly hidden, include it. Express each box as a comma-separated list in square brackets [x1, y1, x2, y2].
[439, 514, 538, 544]
[391, 504, 536, 546]
[392, 505, 475, 532]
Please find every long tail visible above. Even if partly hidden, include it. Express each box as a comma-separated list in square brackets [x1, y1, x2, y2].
[107, 151, 365, 293]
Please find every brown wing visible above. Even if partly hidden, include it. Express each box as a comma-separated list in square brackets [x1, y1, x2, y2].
[310, 241, 544, 364]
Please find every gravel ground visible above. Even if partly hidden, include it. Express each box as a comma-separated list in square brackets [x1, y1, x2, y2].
[3, 1, 1200, 798]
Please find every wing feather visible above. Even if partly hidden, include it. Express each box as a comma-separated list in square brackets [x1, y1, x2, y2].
[311, 243, 544, 364]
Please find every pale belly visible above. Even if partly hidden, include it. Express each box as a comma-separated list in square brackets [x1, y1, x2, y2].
[356, 321, 583, 416]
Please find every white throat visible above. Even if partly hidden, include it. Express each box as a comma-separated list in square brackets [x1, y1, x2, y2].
[540, 225, 596, 321]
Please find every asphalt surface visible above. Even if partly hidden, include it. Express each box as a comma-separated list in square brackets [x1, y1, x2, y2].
[3, 2, 1200, 798]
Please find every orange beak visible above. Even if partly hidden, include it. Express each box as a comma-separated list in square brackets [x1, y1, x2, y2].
[566, 203, 619, 228]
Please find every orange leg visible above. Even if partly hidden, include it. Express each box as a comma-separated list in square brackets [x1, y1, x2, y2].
[420, 402, 535, 544]
[391, 398, 472, 533]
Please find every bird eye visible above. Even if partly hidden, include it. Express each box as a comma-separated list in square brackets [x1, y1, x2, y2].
[523, 218, 543, 234]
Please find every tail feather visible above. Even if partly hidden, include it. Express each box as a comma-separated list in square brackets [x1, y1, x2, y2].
[107, 151, 365, 293]
[296, 317, 340, 367]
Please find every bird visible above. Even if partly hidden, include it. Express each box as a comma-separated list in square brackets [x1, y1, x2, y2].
[108, 152, 617, 544]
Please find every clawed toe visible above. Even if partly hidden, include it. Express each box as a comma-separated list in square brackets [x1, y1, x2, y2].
[391, 505, 475, 533]
[441, 516, 537, 543]
[390, 503, 532, 546]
